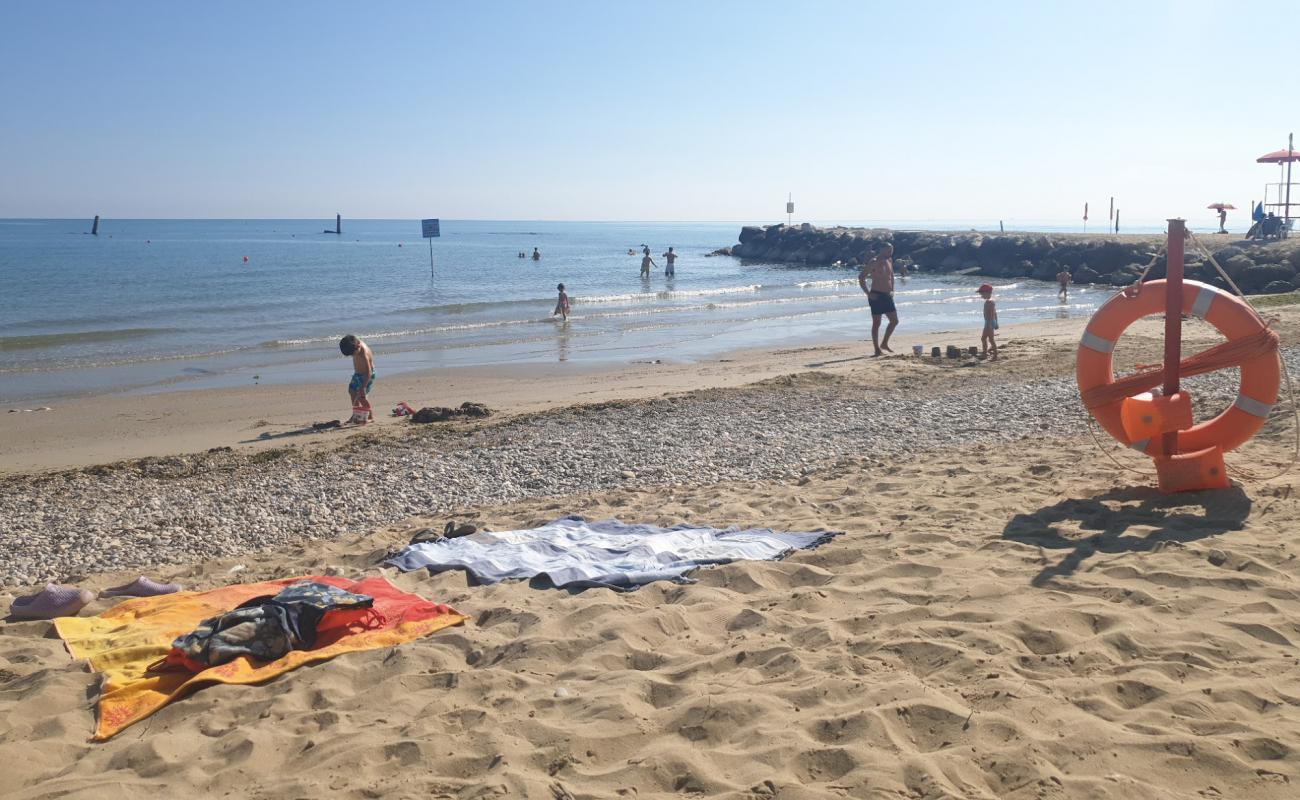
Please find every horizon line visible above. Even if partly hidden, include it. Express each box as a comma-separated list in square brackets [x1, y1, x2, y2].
[0, 216, 1176, 226]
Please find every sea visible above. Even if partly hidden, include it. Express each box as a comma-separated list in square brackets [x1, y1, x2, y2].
[0, 218, 1140, 404]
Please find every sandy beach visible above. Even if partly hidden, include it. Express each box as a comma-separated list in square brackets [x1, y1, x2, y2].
[1, 316, 1096, 475]
[8, 0, 1298, 794]
[3, 301, 1300, 798]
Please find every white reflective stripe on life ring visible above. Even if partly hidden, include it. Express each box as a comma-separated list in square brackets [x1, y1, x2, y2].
[1080, 330, 1116, 353]
[1234, 394, 1274, 419]
[1190, 285, 1217, 319]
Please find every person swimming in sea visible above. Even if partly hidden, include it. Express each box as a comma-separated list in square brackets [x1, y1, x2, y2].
[663, 247, 677, 277]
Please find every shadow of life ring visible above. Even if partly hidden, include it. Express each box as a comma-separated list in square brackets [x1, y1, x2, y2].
[1077, 279, 1280, 461]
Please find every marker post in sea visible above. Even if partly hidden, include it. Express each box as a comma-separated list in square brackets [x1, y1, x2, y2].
[421, 218, 441, 276]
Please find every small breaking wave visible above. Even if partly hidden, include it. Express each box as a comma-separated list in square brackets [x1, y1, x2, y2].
[0, 327, 175, 352]
[573, 285, 764, 304]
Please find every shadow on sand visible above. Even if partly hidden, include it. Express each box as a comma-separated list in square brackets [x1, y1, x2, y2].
[237, 421, 350, 445]
[805, 355, 872, 368]
[1002, 485, 1253, 586]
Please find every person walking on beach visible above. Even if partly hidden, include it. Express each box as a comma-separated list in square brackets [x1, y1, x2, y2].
[640, 253, 656, 278]
[978, 283, 999, 360]
[339, 334, 375, 424]
[532, 247, 541, 261]
[1056, 269, 1072, 301]
[553, 283, 571, 321]
[1218, 207, 1228, 234]
[663, 247, 677, 277]
[858, 243, 897, 356]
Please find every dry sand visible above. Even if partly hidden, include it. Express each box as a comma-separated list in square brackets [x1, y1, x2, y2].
[4, 306, 1300, 798]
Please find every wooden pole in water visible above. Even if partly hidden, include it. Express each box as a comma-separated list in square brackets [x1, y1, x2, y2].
[91, 215, 99, 236]
[1162, 218, 1186, 456]
[336, 213, 342, 235]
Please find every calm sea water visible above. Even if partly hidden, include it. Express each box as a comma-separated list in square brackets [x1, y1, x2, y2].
[0, 218, 1116, 403]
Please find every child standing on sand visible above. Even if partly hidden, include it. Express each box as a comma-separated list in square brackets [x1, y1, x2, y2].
[978, 283, 998, 360]
[339, 334, 375, 423]
[553, 283, 571, 321]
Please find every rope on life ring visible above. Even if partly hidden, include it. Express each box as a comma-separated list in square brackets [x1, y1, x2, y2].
[1187, 230, 1300, 481]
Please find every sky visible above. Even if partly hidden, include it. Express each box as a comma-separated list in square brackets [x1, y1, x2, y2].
[0, 1, 1293, 225]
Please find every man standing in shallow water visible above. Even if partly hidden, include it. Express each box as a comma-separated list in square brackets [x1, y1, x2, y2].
[858, 243, 898, 356]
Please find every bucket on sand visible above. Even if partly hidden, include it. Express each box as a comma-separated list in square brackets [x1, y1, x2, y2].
[912, 344, 924, 356]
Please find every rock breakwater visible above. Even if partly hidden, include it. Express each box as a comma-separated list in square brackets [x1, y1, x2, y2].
[716, 224, 1300, 294]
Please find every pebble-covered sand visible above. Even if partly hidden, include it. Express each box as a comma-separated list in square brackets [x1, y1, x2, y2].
[3, 350, 1294, 588]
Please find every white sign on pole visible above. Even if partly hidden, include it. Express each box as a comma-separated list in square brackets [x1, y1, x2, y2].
[421, 218, 441, 238]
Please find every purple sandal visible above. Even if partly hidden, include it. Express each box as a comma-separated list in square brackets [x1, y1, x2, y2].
[9, 585, 96, 620]
[100, 577, 182, 597]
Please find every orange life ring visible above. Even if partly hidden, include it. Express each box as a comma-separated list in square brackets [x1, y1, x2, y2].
[1076, 279, 1280, 456]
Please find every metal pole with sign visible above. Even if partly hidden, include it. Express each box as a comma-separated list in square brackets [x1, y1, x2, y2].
[421, 218, 440, 275]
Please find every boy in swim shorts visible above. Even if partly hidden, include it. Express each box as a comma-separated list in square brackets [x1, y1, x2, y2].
[858, 243, 897, 356]
[339, 334, 375, 423]
[978, 283, 999, 360]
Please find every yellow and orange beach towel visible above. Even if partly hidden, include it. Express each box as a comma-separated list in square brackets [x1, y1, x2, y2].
[54, 575, 466, 740]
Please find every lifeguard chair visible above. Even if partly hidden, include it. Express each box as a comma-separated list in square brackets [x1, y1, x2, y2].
[1258, 133, 1298, 239]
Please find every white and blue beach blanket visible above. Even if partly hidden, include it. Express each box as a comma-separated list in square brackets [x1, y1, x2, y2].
[386, 516, 838, 590]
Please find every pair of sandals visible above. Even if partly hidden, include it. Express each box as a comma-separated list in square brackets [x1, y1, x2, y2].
[406, 520, 482, 546]
[8, 577, 182, 621]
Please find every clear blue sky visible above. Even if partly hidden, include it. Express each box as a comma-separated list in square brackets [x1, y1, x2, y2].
[0, 1, 1291, 225]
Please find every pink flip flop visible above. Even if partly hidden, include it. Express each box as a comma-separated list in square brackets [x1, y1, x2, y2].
[100, 577, 183, 597]
[9, 585, 96, 620]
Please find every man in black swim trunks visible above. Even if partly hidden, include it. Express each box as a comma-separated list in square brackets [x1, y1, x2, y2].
[858, 243, 897, 357]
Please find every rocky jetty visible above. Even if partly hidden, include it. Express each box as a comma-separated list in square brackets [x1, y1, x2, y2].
[715, 224, 1300, 294]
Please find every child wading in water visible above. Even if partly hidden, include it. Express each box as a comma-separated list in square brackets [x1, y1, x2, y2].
[553, 283, 571, 321]
[339, 334, 375, 423]
[978, 283, 999, 360]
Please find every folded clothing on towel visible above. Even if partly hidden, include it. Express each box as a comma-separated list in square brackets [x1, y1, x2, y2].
[55, 575, 467, 740]
[162, 580, 376, 671]
[386, 515, 838, 590]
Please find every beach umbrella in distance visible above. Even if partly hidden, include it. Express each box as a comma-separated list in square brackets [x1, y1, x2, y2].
[1206, 203, 1236, 210]
[1256, 148, 1300, 164]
